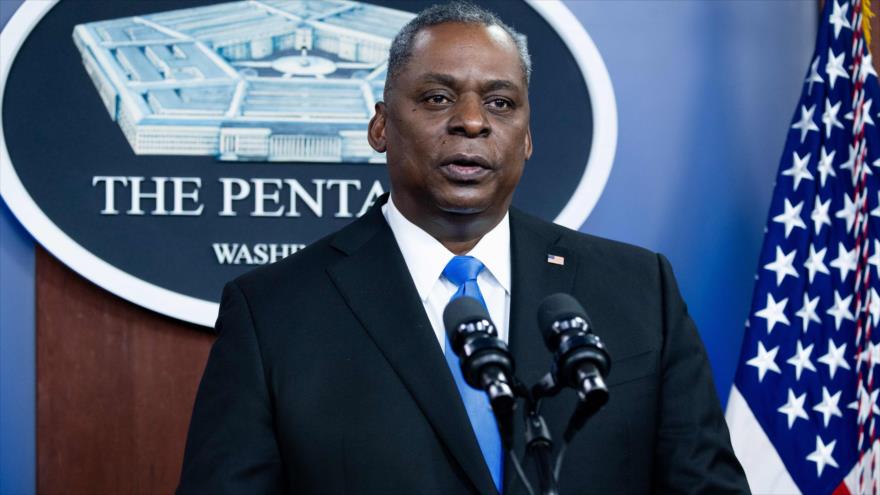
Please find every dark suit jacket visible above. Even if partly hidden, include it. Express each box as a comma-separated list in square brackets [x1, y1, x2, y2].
[178, 198, 749, 494]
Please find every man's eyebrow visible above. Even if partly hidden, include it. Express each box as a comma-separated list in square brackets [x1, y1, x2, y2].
[419, 72, 520, 93]
[482, 79, 518, 92]
[418, 73, 457, 87]
[416, 74, 521, 93]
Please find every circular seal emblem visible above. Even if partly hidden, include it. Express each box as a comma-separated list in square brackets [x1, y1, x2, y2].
[0, 0, 616, 326]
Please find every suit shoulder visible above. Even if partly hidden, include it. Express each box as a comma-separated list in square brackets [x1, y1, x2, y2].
[512, 208, 658, 266]
[569, 227, 654, 257]
[231, 230, 339, 295]
[227, 207, 385, 301]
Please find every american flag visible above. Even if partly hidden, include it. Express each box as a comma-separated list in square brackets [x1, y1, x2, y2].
[546, 253, 565, 266]
[726, 1, 880, 494]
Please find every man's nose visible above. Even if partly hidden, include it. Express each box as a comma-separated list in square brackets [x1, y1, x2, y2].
[448, 95, 491, 138]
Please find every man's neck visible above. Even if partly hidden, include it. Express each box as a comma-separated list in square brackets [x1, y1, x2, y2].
[388, 195, 507, 255]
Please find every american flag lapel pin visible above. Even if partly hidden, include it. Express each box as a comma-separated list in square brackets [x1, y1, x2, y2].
[546, 253, 565, 266]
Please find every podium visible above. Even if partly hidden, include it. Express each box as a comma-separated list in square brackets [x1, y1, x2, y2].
[36, 247, 213, 493]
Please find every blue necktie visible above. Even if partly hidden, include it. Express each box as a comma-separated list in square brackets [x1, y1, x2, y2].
[442, 255, 503, 493]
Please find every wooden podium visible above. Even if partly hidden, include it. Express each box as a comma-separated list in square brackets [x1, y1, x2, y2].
[36, 247, 213, 493]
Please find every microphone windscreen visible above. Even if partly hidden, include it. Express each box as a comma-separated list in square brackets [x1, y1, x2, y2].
[443, 296, 490, 338]
[537, 293, 588, 347]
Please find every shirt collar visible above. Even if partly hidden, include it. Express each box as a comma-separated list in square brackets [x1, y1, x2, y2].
[382, 195, 511, 301]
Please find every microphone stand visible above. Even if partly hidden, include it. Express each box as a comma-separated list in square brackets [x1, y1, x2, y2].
[508, 373, 605, 495]
[496, 377, 560, 495]
[524, 374, 562, 495]
[524, 409, 558, 495]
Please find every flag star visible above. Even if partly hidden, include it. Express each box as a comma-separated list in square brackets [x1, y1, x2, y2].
[870, 288, 880, 325]
[830, 242, 858, 281]
[804, 245, 830, 283]
[755, 294, 790, 333]
[861, 54, 878, 82]
[806, 56, 824, 94]
[847, 381, 880, 424]
[816, 147, 837, 187]
[826, 290, 855, 330]
[818, 339, 850, 379]
[787, 340, 817, 380]
[844, 100, 876, 127]
[835, 193, 858, 233]
[826, 48, 848, 90]
[811, 198, 832, 234]
[764, 246, 799, 286]
[871, 191, 880, 218]
[856, 342, 880, 371]
[782, 151, 814, 189]
[796, 293, 822, 332]
[778, 388, 809, 428]
[791, 106, 820, 144]
[870, 342, 880, 368]
[839, 143, 859, 181]
[777, 200, 809, 236]
[841, 145, 873, 182]
[806, 436, 839, 476]
[869, 240, 880, 275]
[747, 341, 781, 382]
[861, 99, 875, 127]
[822, 98, 844, 138]
[829, 0, 851, 39]
[772, 199, 807, 238]
[813, 387, 843, 428]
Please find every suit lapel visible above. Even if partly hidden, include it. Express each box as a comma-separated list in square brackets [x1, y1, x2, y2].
[504, 210, 578, 493]
[326, 203, 498, 495]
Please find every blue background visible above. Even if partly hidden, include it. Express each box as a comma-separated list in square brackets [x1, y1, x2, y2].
[0, 1, 817, 493]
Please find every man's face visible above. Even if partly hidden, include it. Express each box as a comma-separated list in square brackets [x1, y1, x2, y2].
[369, 22, 532, 227]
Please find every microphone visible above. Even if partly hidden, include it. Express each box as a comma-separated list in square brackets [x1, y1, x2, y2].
[537, 293, 611, 408]
[443, 296, 516, 413]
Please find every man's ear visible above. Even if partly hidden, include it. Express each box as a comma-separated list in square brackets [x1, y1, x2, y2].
[368, 102, 387, 153]
[524, 125, 533, 160]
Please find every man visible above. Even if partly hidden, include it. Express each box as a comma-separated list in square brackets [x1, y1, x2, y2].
[178, 3, 749, 494]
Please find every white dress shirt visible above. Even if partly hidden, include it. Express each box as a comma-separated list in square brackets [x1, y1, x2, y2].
[382, 196, 511, 352]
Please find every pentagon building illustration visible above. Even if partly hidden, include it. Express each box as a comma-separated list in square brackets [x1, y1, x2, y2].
[72, 1, 415, 163]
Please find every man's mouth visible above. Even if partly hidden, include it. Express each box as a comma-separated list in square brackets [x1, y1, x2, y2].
[439, 154, 493, 181]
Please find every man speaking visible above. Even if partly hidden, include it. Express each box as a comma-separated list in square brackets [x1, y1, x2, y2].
[178, 2, 749, 493]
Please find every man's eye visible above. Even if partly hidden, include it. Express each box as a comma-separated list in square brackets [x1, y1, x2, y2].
[426, 95, 451, 104]
[488, 98, 513, 110]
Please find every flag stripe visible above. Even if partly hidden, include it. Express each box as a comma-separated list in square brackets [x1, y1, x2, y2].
[727, 386, 800, 493]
